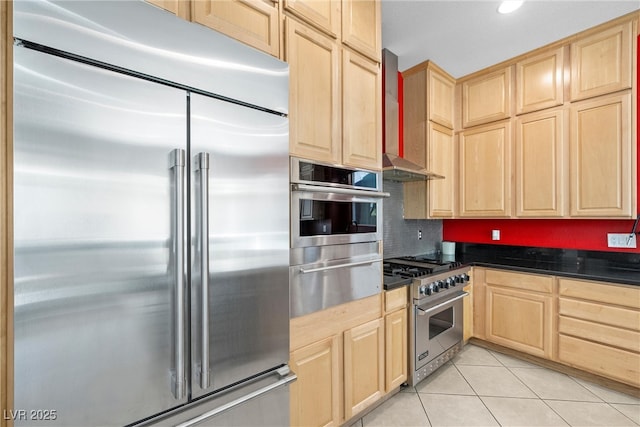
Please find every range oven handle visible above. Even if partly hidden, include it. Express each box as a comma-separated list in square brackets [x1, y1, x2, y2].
[299, 259, 380, 274]
[416, 291, 468, 316]
[291, 183, 390, 198]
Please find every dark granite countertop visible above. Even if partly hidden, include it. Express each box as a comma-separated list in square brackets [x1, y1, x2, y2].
[456, 243, 640, 287]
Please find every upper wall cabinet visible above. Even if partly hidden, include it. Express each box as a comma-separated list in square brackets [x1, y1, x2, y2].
[191, 0, 280, 57]
[286, 17, 341, 164]
[341, 0, 381, 62]
[461, 66, 512, 128]
[570, 20, 634, 101]
[459, 120, 512, 217]
[284, 0, 341, 38]
[570, 91, 634, 218]
[515, 107, 567, 217]
[342, 48, 382, 170]
[516, 47, 565, 114]
[428, 65, 456, 129]
[147, 0, 190, 19]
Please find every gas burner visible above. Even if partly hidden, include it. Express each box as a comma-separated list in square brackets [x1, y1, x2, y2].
[383, 262, 434, 278]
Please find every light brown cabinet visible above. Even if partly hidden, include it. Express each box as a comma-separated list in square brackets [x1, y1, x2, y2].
[516, 47, 564, 114]
[286, 17, 341, 164]
[515, 107, 567, 217]
[289, 294, 391, 426]
[570, 20, 634, 101]
[284, 0, 340, 37]
[290, 336, 341, 427]
[341, 0, 381, 62]
[557, 278, 640, 387]
[461, 66, 512, 128]
[383, 287, 407, 392]
[401, 61, 456, 219]
[569, 91, 634, 217]
[191, 0, 280, 57]
[344, 318, 385, 419]
[342, 48, 382, 170]
[459, 120, 512, 217]
[483, 269, 554, 359]
[146, 0, 190, 19]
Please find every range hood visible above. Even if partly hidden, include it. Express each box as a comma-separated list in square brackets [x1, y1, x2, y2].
[382, 49, 443, 182]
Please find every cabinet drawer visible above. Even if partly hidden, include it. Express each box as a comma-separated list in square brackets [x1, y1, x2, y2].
[485, 269, 553, 293]
[559, 278, 640, 309]
[559, 297, 640, 331]
[385, 287, 407, 312]
[559, 315, 640, 353]
[558, 334, 640, 387]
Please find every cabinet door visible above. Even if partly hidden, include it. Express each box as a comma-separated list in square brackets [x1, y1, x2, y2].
[516, 47, 564, 114]
[570, 91, 633, 217]
[146, 0, 190, 19]
[385, 308, 407, 392]
[571, 21, 634, 101]
[428, 67, 456, 129]
[342, 48, 381, 170]
[461, 66, 512, 128]
[486, 286, 553, 359]
[515, 108, 567, 217]
[428, 122, 456, 218]
[290, 336, 341, 427]
[459, 120, 511, 217]
[402, 67, 427, 168]
[286, 17, 341, 164]
[341, 0, 381, 62]
[192, 0, 279, 57]
[284, 0, 340, 37]
[344, 318, 384, 419]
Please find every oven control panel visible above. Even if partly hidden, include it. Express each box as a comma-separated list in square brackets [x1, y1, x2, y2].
[413, 267, 470, 301]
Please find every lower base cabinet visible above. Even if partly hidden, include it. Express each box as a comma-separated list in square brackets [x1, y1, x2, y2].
[474, 268, 640, 388]
[290, 336, 340, 427]
[344, 318, 385, 419]
[289, 293, 402, 427]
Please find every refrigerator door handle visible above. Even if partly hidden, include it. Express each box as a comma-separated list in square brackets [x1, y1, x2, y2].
[194, 152, 210, 389]
[170, 148, 187, 399]
[175, 367, 297, 427]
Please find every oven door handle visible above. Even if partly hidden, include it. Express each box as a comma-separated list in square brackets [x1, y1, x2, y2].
[299, 259, 380, 274]
[416, 291, 468, 316]
[291, 183, 390, 198]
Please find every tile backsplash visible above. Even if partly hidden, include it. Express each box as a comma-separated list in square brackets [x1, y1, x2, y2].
[382, 180, 442, 258]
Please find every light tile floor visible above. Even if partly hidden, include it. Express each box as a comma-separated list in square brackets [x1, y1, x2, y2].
[350, 344, 640, 427]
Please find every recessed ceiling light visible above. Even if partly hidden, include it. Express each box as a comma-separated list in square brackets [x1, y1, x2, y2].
[498, 0, 524, 14]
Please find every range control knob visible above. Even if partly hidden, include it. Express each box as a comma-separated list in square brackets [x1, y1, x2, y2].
[419, 285, 428, 295]
[460, 273, 470, 282]
[434, 281, 442, 292]
[448, 277, 456, 287]
[443, 278, 452, 289]
[426, 285, 433, 296]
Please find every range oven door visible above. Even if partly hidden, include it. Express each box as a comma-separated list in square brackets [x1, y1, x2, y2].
[414, 291, 467, 369]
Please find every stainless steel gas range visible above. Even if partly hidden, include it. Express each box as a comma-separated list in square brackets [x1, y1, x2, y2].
[383, 256, 470, 386]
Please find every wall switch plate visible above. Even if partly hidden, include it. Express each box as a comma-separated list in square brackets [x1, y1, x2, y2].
[607, 233, 637, 248]
[492, 230, 500, 241]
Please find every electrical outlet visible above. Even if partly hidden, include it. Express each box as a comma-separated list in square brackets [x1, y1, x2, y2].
[492, 230, 500, 241]
[607, 233, 637, 248]
[418, 229, 422, 240]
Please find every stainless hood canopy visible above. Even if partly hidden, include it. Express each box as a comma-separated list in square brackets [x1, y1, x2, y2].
[382, 49, 443, 182]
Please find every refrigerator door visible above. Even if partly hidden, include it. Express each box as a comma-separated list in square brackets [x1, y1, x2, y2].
[189, 93, 289, 397]
[13, 48, 188, 426]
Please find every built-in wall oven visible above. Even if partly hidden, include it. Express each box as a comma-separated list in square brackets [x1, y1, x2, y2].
[383, 256, 470, 386]
[290, 158, 389, 317]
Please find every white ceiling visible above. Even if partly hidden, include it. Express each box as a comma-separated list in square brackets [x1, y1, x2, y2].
[381, 0, 640, 78]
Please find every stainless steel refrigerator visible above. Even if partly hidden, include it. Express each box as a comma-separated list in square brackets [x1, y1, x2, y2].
[12, 1, 293, 426]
